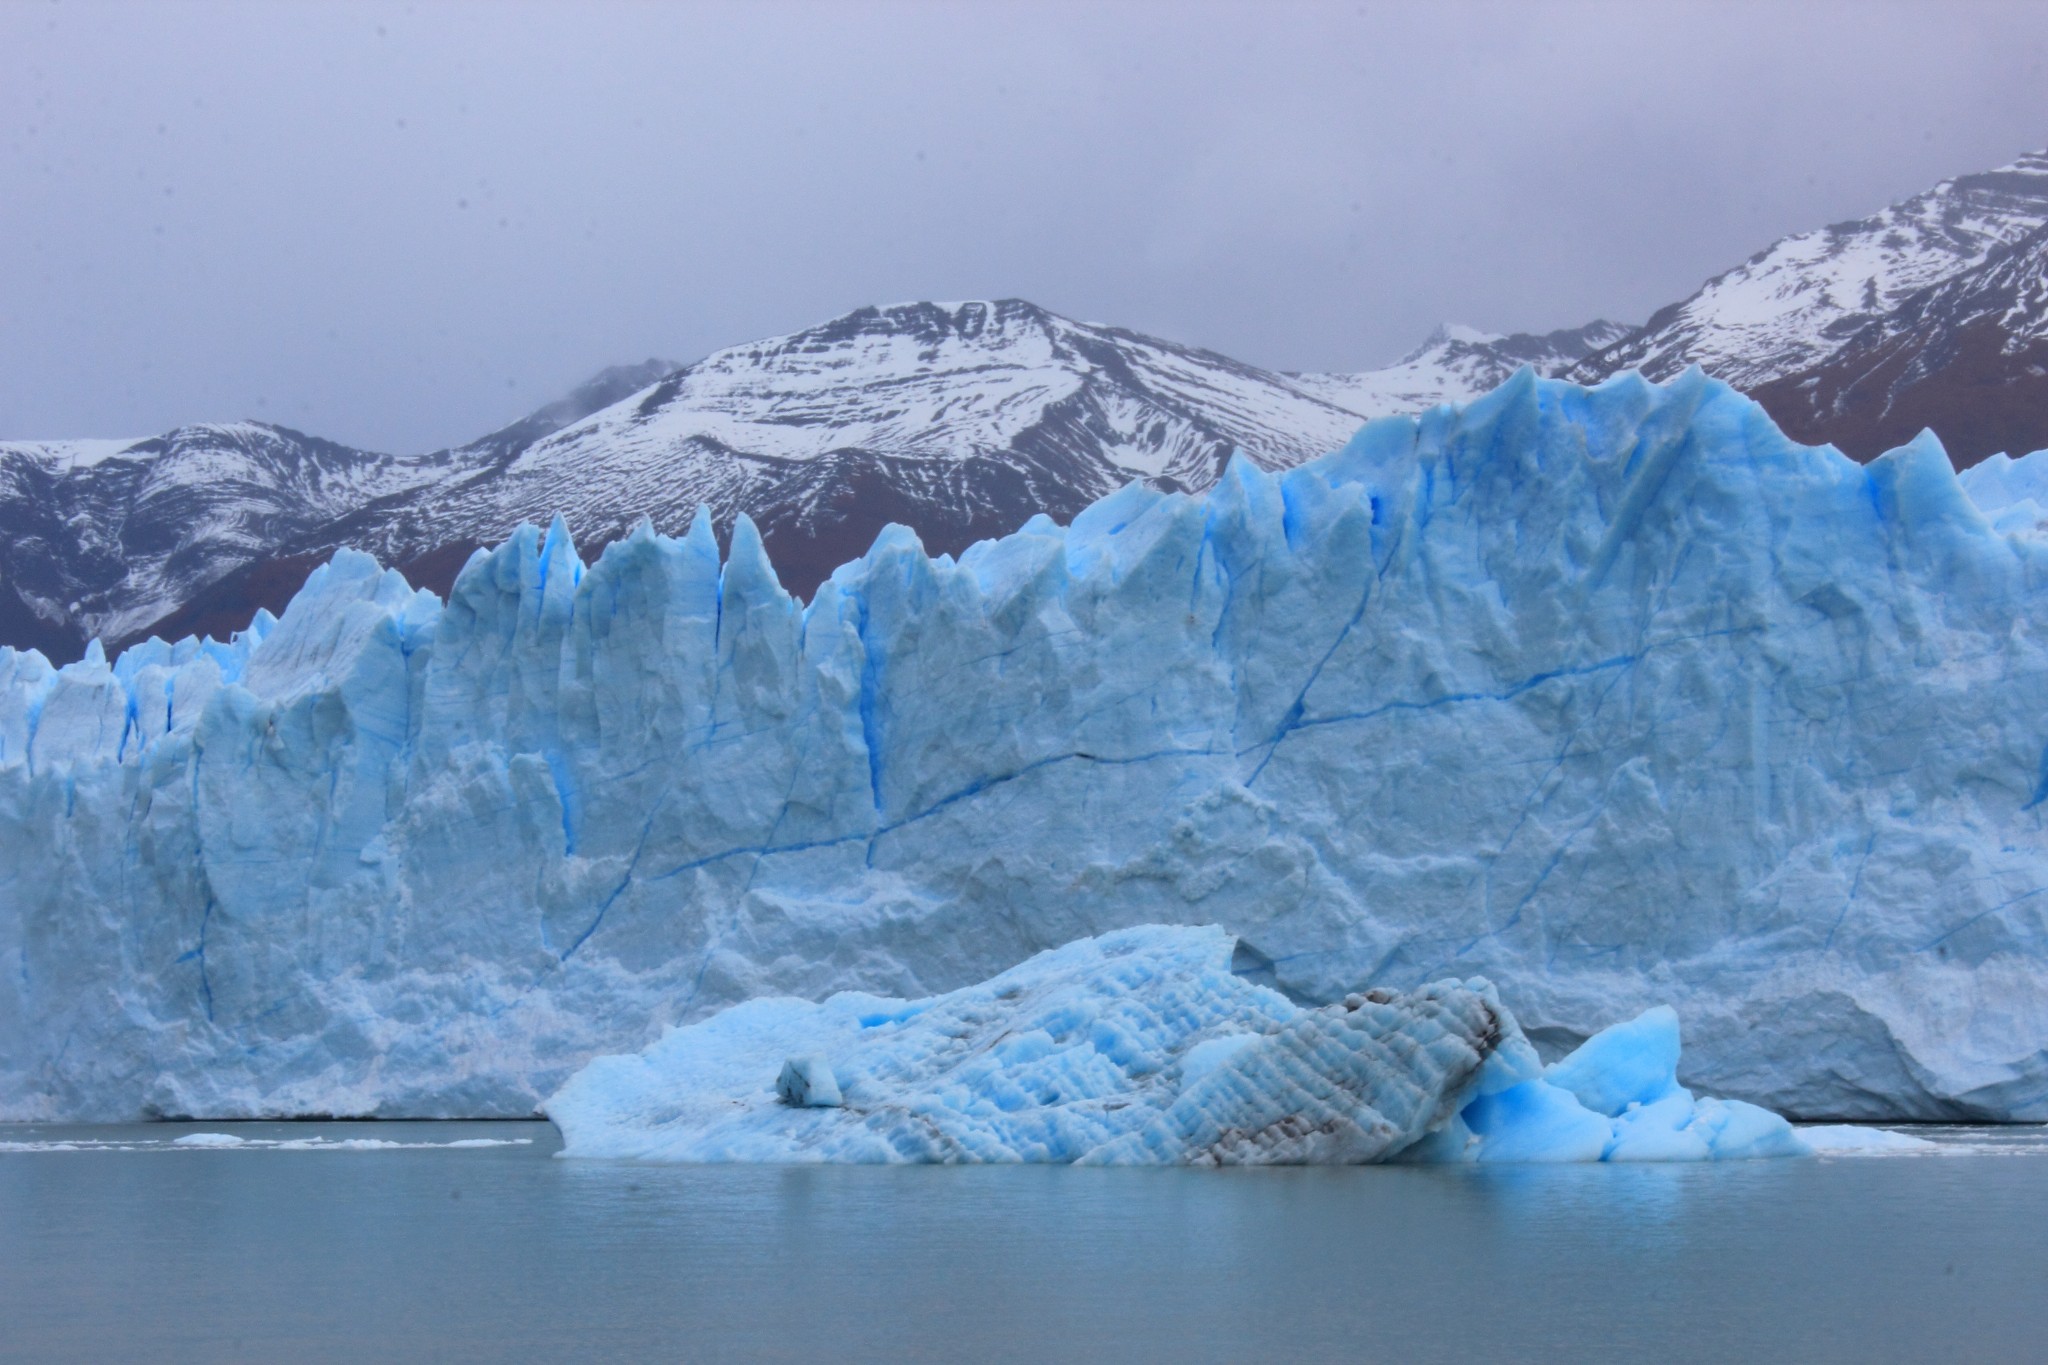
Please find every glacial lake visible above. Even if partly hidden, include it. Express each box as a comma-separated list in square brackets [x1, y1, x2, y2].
[2, 1122, 2045, 1363]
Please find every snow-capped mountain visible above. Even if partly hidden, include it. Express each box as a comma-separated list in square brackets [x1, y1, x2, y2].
[0, 303, 1590, 661]
[0, 361, 675, 661]
[19, 140, 2048, 665]
[1292, 319, 1631, 415]
[449, 357, 683, 469]
[336, 299, 1381, 601]
[0, 422, 440, 662]
[1573, 148, 2048, 461]
[1741, 219, 2048, 463]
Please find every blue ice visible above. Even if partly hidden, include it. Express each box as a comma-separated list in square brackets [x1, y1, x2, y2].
[4, 371, 2047, 1124]
[546, 925, 1811, 1165]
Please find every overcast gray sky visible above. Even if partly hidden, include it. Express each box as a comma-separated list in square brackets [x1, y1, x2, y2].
[5, 0, 2048, 452]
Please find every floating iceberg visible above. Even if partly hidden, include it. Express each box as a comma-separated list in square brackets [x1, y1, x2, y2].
[546, 925, 1808, 1164]
[3, 369, 2046, 1122]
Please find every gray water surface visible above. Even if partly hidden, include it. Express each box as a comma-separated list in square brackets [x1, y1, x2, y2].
[2, 1121, 2044, 1363]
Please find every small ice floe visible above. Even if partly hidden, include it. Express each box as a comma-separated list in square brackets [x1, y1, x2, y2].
[216, 1136, 534, 1152]
[1798, 1125, 1941, 1156]
[0, 1133, 539, 1154]
[546, 925, 1816, 1166]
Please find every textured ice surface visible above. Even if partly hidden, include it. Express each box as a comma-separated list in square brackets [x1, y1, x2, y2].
[1957, 449, 2048, 536]
[546, 925, 1806, 1165]
[1797, 1124, 1940, 1156]
[3, 369, 2047, 1122]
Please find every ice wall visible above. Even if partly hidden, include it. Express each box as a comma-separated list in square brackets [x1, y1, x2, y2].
[3, 370, 2046, 1122]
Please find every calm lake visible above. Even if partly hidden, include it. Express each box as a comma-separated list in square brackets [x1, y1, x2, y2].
[2, 1121, 2044, 1363]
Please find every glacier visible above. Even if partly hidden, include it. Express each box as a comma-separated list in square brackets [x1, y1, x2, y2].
[2, 368, 2046, 1123]
[545, 924, 1808, 1165]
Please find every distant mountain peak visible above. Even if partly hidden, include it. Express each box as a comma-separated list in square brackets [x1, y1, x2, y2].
[1573, 145, 2048, 463]
[14, 138, 2048, 666]
[3, 302, 1416, 661]
[1418, 323, 1506, 349]
[459, 358, 682, 462]
[1574, 145, 2048, 393]
[1397, 319, 1632, 368]
[795, 298, 1062, 349]
[1291, 317, 1632, 422]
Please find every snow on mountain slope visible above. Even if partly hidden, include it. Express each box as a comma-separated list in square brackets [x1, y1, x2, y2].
[332, 300, 1390, 597]
[1293, 320, 1630, 415]
[0, 362, 679, 662]
[1743, 220, 2048, 464]
[16, 150, 2048, 660]
[450, 358, 683, 469]
[225, 304, 1637, 614]
[14, 301, 1565, 661]
[1573, 149, 2048, 451]
[0, 423, 443, 659]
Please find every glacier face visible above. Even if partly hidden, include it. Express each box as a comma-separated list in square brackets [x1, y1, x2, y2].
[2, 369, 2046, 1123]
[545, 924, 1806, 1165]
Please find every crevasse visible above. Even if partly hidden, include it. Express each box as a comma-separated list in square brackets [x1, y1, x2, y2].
[2, 368, 2045, 1123]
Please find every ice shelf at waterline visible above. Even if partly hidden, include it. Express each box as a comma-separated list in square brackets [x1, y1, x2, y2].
[545, 926, 1808, 1164]
[3, 369, 2047, 1123]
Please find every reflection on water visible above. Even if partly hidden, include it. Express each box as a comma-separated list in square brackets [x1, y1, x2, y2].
[2, 1121, 2045, 1363]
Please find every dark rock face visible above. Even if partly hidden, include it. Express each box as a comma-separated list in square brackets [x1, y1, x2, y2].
[1742, 224, 2048, 467]
[0, 364, 677, 664]
[0, 422, 442, 665]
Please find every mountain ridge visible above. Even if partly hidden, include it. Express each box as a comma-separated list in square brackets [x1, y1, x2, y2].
[9, 145, 2048, 663]
[2, 301, 1592, 662]
[1570, 148, 2048, 460]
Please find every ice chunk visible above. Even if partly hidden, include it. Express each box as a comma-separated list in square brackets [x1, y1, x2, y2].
[1544, 1006, 1686, 1118]
[1460, 1079, 1614, 1163]
[1455, 1006, 1815, 1162]
[172, 1132, 246, 1147]
[1415, 1006, 1807, 1164]
[1079, 979, 1516, 1166]
[549, 925, 1807, 1166]
[776, 1056, 842, 1108]
[1957, 447, 2048, 518]
[1798, 1124, 1940, 1155]
[1604, 1093, 1713, 1162]
[1690, 1098, 1811, 1160]
[548, 926, 1515, 1165]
